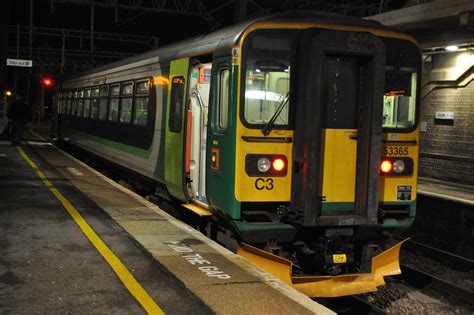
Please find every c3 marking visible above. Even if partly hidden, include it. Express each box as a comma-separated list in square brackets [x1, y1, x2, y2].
[255, 178, 274, 191]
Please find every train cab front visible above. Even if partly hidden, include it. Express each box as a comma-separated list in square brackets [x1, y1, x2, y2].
[233, 23, 421, 297]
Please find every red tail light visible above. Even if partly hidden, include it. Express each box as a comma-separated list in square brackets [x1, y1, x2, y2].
[273, 158, 285, 172]
[380, 160, 393, 174]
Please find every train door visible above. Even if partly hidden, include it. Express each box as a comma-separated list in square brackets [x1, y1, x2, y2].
[188, 62, 212, 202]
[206, 56, 237, 217]
[164, 58, 189, 201]
[291, 29, 385, 226]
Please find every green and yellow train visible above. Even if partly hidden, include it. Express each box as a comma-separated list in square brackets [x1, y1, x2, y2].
[54, 11, 421, 297]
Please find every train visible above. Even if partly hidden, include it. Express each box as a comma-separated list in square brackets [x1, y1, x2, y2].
[52, 11, 421, 298]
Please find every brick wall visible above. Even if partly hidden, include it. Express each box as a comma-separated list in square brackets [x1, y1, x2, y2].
[419, 53, 474, 184]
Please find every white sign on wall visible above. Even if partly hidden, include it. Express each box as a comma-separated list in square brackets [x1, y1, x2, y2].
[6, 58, 33, 67]
[435, 112, 454, 120]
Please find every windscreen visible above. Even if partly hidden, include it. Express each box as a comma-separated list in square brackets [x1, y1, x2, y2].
[241, 31, 420, 131]
[382, 38, 420, 131]
[242, 30, 295, 127]
[383, 67, 417, 129]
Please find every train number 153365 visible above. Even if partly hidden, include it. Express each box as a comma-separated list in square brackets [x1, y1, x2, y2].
[383, 146, 409, 156]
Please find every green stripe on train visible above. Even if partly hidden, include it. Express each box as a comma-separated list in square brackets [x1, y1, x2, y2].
[70, 130, 153, 159]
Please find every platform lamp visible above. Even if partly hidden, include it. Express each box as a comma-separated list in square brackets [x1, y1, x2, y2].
[3, 91, 12, 111]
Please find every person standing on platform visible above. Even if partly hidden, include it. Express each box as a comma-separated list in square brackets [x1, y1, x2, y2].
[8, 94, 29, 146]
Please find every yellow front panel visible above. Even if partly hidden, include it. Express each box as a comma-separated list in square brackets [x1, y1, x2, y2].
[233, 22, 417, 204]
[235, 129, 293, 202]
[321, 129, 358, 203]
[379, 129, 419, 202]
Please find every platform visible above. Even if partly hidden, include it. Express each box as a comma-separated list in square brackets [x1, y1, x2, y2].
[0, 138, 331, 314]
[418, 177, 474, 206]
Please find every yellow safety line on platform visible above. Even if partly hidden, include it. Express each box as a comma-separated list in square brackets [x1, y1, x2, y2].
[16, 147, 164, 315]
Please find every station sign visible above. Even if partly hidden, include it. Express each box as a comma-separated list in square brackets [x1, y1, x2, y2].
[6, 58, 33, 67]
[435, 111, 454, 120]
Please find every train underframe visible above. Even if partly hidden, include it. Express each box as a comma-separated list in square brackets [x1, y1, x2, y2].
[203, 206, 407, 297]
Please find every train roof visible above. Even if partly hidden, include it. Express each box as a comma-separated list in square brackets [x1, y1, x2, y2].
[65, 10, 393, 81]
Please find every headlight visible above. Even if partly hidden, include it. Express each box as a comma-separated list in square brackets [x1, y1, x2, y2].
[393, 159, 405, 173]
[257, 157, 271, 172]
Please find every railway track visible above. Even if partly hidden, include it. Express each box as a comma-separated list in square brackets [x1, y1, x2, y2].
[399, 239, 474, 305]
[402, 238, 474, 270]
[315, 296, 387, 314]
[338, 239, 474, 314]
[399, 264, 474, 305]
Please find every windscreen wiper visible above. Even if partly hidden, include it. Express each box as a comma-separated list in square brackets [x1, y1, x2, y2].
[261, 92, 290, 136]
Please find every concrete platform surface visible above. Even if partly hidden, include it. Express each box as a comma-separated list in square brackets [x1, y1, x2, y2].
[418, 177, 474, 206]
[0, 142, 210, 314]
[0, 138, 333, 314]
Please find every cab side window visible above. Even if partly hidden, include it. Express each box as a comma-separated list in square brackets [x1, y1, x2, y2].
[217, 68, 230, 130]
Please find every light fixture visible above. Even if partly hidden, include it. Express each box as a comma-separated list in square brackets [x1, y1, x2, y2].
[272, 158, 285, 172]
[423, 43, 472, 55]
[393, 160, 405, 173]
[5, 91, 12, 96]
[380, 160, 393, 174]
[445, 45, 459, 51]
[257, 157, 271, 172]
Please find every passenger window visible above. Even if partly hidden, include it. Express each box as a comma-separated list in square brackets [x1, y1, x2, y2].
[99, 86, 109, 120]
[134, 97, 148, 126]
[109, 84, 120, 122]
[109, 99, 119, 121]
[136, 81, 149, 94]
[66, 92, 72, 115]
[84, 99, 91, 118]
[217, 68, 229, 129]
[83, 89, 91, 118]
[91, 99, 99, 119]
[92, 87, 100, 97]
[100, 86, 109, 97]
[134, 81, 149, 126]
[111, 84, 120, 96]
[91, 87, 100, 119]
[72, 91, 78, 116]
[60, 95, 65, 114]
[169, 76, 185, 132]
[122, 82, 133, 95]
[120, 98, 133, 124]
[77, 90, 84, 117]
[57, 96, 61, 114]
[99, 99, 108, 120]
